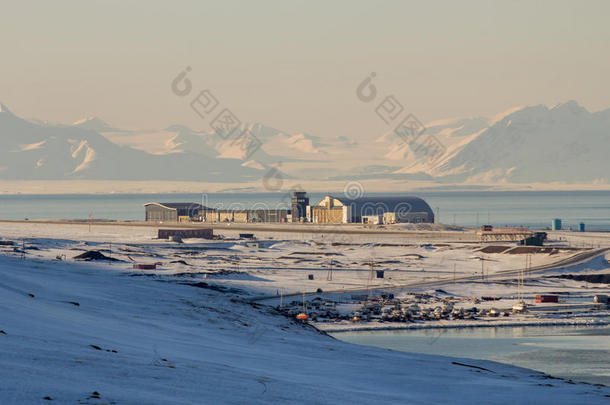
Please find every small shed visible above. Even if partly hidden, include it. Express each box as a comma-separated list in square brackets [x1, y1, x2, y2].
[535, 295, 559, 303]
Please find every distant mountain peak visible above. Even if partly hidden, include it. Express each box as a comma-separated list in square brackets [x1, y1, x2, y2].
[489, 105, 526, 125]
[72, 116, 100, 125]
[0, 102, 12, 114]
[428, 100, 608, 184]
[72, 116, 120, 132]
[0, 99, 606, 186]
[550, 100, 588, 115]
[165, 124, 197, 133]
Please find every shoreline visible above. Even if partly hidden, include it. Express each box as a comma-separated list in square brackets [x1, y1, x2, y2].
[318, 318, 610, 333]
[1, 181, 610, 195]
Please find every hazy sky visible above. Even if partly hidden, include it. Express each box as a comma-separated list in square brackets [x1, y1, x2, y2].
[1, 0, 609, 139]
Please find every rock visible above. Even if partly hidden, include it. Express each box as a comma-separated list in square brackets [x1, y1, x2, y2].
[73, 250, 120, 262]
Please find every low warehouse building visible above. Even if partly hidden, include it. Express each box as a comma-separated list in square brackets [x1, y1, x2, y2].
[158, 228, 213, 240]
[203, 209, 289, 223]
[144, 202, 213, 222]
[248, 209, 289, 223]
[310, 195, 434, 224]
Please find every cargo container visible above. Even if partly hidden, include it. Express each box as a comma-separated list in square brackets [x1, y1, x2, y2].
[535, 295, 559, 303]
[133, 263, 157, 270]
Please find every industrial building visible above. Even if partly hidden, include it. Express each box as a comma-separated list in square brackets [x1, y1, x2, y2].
[203, 209, 289, 223]
[158, 228, 213, 240]
[144, 202, 211, 223]
[291, 191, 309, 222]
[309, 195, 435, 224]
[145, 202, 288, 223]
[144, 193, 434, 225]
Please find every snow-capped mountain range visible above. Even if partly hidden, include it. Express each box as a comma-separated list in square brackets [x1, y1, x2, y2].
[0, 104, 260, 182]
[0, 101, 608, 186]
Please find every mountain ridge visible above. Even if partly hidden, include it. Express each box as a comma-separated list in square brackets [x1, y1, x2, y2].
[1, 101, 607, 186]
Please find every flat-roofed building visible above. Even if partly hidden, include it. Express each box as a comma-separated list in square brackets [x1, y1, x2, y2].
[203, 209, 289, 223]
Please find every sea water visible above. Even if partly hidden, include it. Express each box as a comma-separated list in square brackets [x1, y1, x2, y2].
[333, 325, 610, 386]
[0, 190, 609, 230]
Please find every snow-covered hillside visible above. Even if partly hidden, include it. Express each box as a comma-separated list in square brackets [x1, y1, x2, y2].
[0, 252, 607, 404]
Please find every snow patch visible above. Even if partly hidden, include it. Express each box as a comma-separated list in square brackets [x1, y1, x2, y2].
[72, 116, 119, 132]
[216, 140, 249, 160]
[424, 117, 463, 128]
[164, 134, 184, 152]
[282, 133, 320, 154]
[489, 105, 526, 125]
[241, 159, 265, 170]
[72, 116, 97, 126]
[70, 141, 97, 172]
[19, 140, 47, 151]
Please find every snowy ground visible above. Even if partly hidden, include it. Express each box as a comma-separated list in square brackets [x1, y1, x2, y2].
[0, 222, 602, 297]
[1, 222, 609, 403]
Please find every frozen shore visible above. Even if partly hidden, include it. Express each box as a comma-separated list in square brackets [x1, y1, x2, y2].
[317, 317, 610, 333]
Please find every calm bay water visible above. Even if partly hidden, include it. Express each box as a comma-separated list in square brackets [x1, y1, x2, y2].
[333, 325, 610, 386]
[0, 190, 608, 230]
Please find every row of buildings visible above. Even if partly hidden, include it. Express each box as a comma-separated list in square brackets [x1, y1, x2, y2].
[144, 192, 435, 224]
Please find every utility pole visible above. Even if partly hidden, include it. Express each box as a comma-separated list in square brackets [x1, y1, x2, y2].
[365, 258, 375, 301]
[453, 263, 455, 284]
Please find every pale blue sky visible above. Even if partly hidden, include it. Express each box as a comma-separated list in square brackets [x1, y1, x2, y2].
[1, 0, 609, 139]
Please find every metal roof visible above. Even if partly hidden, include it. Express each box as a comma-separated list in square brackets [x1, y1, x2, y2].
[330, 196, 434, 217]
[143, 202, 215, 211]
